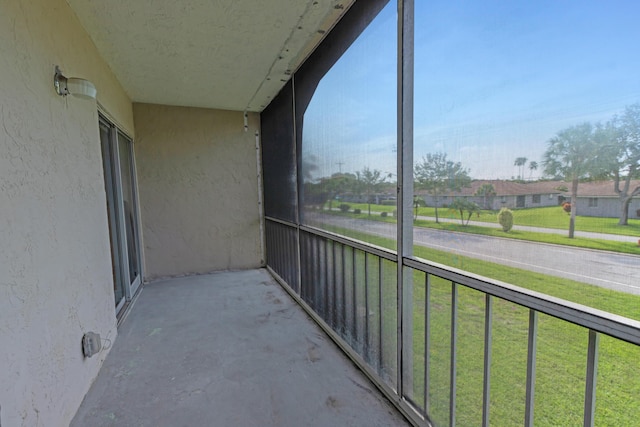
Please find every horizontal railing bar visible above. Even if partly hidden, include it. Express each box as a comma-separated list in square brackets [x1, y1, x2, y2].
[265, 216, 297, 228]
[403, 257, 640, 346]
[299, 224, 398, 262]
[265, 217, 398, 262]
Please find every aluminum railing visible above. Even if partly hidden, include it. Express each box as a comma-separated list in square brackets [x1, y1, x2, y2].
[265, 217, 640, 427]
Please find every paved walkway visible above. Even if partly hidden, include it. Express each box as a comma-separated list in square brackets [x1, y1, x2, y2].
[414, 214, 639, 243]
[325, 207, 639, 243]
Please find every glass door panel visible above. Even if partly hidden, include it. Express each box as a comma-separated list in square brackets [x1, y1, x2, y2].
[99, 116, 142, 314]
[99, 120, 126, 311]
[117, 132, 142, 296]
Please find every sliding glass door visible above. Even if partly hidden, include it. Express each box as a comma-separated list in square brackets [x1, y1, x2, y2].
[99, 116, 142, 314]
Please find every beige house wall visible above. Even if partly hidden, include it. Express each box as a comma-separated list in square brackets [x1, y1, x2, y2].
[133, 104, 263, 280]
[0, 0, 134, 425]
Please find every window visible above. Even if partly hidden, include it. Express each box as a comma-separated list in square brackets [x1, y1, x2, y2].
[589, 197, 598, 207]
[413, 1, 640, 425]
[300, 2, 397, 249]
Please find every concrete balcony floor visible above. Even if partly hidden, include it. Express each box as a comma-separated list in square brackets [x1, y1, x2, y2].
[72, 269, 409, 427]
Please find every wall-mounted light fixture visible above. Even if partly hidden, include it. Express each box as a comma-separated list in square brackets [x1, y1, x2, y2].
[54, 66, 97, 100]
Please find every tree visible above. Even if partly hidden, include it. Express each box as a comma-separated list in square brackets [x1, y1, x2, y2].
[322, 173, 354, 211]
[543, 123, 610, 238]
[413, 195, 426, 220]
[528, 161, 538, 180]
[514, 157, 528, 180]
[449, 198, 480, 226]
[414, 153, 471, 223]
[474, 183, 496, 209]
[608, 104, 640, 225]
[356, 167, 386, 217]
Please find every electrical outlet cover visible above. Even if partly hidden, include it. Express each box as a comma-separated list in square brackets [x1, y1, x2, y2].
[82, 332, 101, 358]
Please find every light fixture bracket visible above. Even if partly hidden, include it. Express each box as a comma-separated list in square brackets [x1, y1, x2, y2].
[54, 65, 97, 100]
[54, 66, 70, 96]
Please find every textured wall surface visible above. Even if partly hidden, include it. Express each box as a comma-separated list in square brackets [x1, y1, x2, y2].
[133, 104, 262, 279]
[0, 0, 133, 425]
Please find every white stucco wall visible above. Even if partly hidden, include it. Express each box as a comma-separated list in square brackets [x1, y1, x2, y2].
[133, 103, 263, 279]
[0, 0, 133, 425]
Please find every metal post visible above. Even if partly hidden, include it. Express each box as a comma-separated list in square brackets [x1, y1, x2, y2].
[482, 295, 493, 427]
[424, 273, 431, 417]
[352, 249, 358, 346]
[525, 310, 538, 427]
[450, 282, 458, 427]
[397, 0, 415, 399]
[379, 257, 384, 373]
[254, 131, 266, 266]
[584, 330, 599, 427]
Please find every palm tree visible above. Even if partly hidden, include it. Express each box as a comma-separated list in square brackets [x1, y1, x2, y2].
[528, 161, 538, 180]
[543, 123, 609, 238]
[475, 183, 497, 209]
[514, 157, 528, 180]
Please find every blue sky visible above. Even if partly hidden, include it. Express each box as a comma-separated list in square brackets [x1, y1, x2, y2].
[303, 1, 640, 180]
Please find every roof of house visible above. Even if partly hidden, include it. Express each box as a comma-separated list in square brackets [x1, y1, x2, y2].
[415, 179, 640, 198]
[575, 180, 640, 197]
[416, 179, 567, 197]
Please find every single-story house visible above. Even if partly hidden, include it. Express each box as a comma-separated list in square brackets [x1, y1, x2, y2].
[574, 180, 640, 219]
[418, 180, 567, 210]
[418, 179, 640, 219]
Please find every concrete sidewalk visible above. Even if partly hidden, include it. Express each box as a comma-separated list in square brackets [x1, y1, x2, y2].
[413, 214, 639, 243]
[323, 207, 639, 243]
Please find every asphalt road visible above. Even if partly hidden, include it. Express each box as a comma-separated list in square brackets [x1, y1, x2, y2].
[307, 213, 640, 295]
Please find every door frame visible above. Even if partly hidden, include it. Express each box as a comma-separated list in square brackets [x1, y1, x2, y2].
[99, 114, 143, 314]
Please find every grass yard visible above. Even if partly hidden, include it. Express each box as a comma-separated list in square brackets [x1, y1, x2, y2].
[313, 224, 640, 427]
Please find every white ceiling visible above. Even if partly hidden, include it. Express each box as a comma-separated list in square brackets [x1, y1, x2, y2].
[66, 0, 353, 112]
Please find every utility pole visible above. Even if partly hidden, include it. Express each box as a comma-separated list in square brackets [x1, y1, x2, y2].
[337, 162, 344, 173]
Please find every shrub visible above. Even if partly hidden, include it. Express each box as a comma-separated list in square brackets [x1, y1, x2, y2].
[354, 208, 361, 214]
[381, 212, 388, 218]
[497, 207, 514, 232]
[339, 203, 350, 212]
[449, 198, 481, 226]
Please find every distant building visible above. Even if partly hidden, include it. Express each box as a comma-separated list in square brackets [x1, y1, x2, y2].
[416, 179, 640, 219]
[573, 180, 640, 219]
[417, 180, 566, 210]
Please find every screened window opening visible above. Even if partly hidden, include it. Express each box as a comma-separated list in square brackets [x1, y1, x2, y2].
[300, 2, 397, 250]
[260, 1, 640, 426]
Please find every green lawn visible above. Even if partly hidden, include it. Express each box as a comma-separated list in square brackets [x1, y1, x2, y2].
[315, 225, 640, 427]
